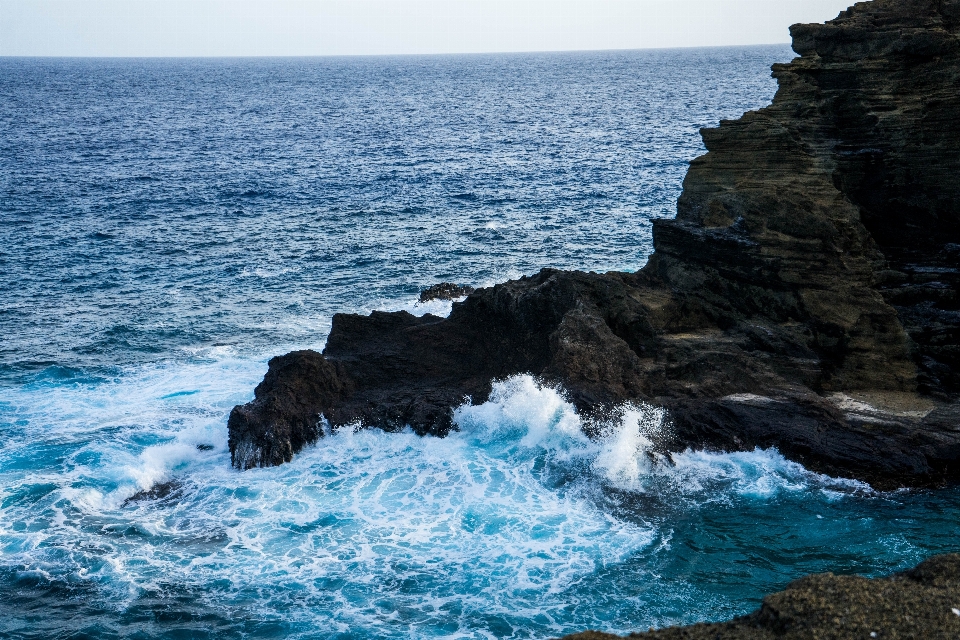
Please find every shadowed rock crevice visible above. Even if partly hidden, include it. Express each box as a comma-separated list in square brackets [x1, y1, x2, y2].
[228, 0, 960, 488]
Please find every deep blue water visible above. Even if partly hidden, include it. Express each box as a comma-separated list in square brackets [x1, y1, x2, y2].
[1, 48, 958, 640]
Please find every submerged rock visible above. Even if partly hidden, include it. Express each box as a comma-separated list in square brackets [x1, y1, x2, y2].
[559, 553, 960, 639]
[228, 0, 960, 488]
[121, 480, 183, 507]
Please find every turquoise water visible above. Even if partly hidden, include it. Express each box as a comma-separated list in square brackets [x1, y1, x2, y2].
[1, 49, 958, 639]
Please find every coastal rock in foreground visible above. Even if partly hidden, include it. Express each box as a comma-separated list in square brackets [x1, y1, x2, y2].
[229, 0, 960, 488]
[558, 553, 960, 639]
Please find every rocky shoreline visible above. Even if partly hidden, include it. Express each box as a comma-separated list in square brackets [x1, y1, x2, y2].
[559, 553, 960, 639]
[228, 0, 959, 489]
[222, 0, 960, 637]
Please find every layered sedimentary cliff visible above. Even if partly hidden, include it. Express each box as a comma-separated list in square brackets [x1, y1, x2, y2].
[560, 553, 960, 640]
[229, 0, 960, 488]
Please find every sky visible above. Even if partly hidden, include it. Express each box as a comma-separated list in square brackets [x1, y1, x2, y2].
[0, 0, 856, 57]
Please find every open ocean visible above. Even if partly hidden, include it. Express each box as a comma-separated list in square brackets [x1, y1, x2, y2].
[2, 47, 958, 639]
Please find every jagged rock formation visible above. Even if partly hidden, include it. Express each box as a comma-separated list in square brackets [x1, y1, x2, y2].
[228, 0, 960, 488]
[418, 282, 475, 303]
[559, 553, 960, 639]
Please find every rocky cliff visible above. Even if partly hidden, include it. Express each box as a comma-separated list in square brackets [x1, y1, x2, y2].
[228, 0, 960, 489]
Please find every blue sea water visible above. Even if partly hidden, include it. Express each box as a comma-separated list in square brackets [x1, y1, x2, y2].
[1, 48, 958, 639]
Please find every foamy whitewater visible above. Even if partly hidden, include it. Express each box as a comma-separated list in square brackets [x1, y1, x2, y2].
[0, 366, 907, 638]
[2, 50, 959, 638]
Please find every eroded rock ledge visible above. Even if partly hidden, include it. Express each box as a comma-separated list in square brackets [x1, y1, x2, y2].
[229, 0, 960, 489]
[559, 553, 960, 640]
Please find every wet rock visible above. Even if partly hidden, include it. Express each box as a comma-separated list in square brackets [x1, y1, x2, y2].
[558, 553, 960, 639]
[418, 282, 475, 303]
[228, 350, 351, 469]
[121, 480, 183, 507]
[228, 0, 960, 487]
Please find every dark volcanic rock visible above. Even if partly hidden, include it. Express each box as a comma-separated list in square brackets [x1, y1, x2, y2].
[122, 480, 184, 507]
[418, 282, 476, 303]
[558, 553, 960, 640]
[228, 350, 351, 469]
[228, 0, 960, 487]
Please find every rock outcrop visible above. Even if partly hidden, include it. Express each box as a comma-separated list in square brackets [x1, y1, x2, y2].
[559, 553, 960, 640]
[228, 0, 960, 488]
[418, 282, 475, 303]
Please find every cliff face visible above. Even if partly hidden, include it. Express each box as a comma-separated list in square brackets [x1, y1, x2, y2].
[228, 0, 960, 488]
[657, 0, 960, 398]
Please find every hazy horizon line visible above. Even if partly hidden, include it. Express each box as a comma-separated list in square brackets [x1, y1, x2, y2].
[0, 41, 794, 60]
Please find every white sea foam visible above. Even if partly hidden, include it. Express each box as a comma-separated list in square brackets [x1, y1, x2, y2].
[0, 365, 900, 638]
[592, 404, 664, 488]
[406, 297, 458, 317]
[454, 375, 586, 449]
[451, 377, 859, 500]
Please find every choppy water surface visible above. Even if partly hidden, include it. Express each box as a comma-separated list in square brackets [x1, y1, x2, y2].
[1, 49, 958, 639]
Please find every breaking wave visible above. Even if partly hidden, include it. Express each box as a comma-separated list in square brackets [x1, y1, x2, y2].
[5, 362, 949, 640]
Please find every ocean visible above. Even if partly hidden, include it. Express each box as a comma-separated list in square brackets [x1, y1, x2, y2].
[1, 47, 958, 639]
